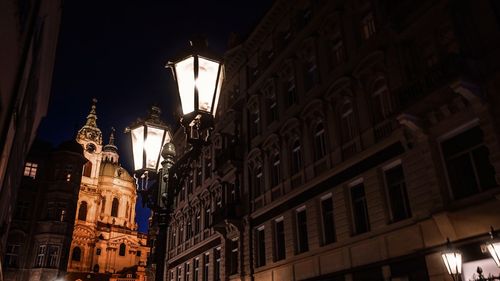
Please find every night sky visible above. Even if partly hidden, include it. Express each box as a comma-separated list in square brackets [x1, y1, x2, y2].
[36, 1, 273, 233]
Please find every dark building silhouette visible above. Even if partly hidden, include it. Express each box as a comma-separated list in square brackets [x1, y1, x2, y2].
[165, 0, 500, 281]
[3, 139, 86, 281]
[0, 0, 62, 277]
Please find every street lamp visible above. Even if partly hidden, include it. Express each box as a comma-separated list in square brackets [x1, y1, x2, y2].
[127, 38, 224, 281]
[442, 227, 500, 281]
[168, 37, 224, 145]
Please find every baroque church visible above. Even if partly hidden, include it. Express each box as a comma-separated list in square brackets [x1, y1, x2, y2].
[67, 100, 149, 279]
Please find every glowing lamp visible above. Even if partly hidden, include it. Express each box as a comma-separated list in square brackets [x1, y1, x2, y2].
[127, 106, 171, 172]
[169, 38, 224, 121]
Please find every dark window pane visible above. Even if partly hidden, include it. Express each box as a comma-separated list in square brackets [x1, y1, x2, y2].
[257, 229, 266, 267]
[275, 220, 286, 261]
[321, 198, 336, 244]
[296, 210, 309, 253]
[385, 165, 411, 222]
[351, 184, 370, 234]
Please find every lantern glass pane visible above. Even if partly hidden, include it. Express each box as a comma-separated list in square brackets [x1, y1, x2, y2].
[175, 56, 195, 115]
[130, 126, 145, 171]
[145, 126, 165, 170]
[158, 130, 172, 171]
[442, 252, 462, 274]
[196, 57, 220, 113]
[488, 242, 500, 267]
[212, 65, 224, 116]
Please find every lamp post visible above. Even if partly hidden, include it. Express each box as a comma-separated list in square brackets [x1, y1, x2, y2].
[128, 38, 224, 281]
[442, 227, 500, 281]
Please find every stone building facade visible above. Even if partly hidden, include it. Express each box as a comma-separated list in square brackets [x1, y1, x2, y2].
[3, 139, 86, 281]
[165, 0, 500, 281]
[66, 101, 149, 279]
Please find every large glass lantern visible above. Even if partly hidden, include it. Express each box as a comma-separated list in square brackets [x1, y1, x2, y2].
[442, 239, 462, 279]
[168, 38, 224, 122]
[487, 227, 500, 267]
[127, 106, 171, 172]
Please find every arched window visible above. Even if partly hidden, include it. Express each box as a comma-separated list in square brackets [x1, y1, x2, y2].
[371, 76, 392, 123]
[71, 247, 81, 261]
[93, 264, 99, 272]
[111, 198, 119, 217]
[83, 161, 92, 177]
[314, 123, 327, 160]
[291, 139, 302, 175]
[340, 100, 355, 142]
[271, 152, 281, 187]
[251, 165, 263, 198]
[78, 202, 87, 221]
[119, 243, 126, 256]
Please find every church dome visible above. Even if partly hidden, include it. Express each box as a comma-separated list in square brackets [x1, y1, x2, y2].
[99, 162, 134, 182]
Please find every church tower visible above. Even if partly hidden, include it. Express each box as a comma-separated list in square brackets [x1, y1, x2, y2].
[68, 99, 149, 278]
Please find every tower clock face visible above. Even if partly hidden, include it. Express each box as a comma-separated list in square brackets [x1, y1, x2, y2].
[86, 143, 96, 153]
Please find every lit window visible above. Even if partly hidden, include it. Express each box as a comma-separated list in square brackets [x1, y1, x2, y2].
[24, 162, 38, 179]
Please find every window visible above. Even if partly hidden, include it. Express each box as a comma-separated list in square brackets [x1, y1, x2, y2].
[340, 100, 355, 142]
[101, 197, 106, 214]
[184, 262, 190, 281]
[193, 257, 200, 281]
[71, 246, 81, 262]
[229, 239, 239, 275]
[285, 78, 297, 107]
[48, 245, 59, 268]
[274, 218, 286, 261]
[268, 98, 278, 123]
[96, 248, 101, 255]
[442, 126, 496, 199]
[321, 196, 336, 245]
[203, 253, 210, 281]
[180, 185, 186, 201]
[204, 207, 211, 229]
[24, 162, 38, 178]
[186, 219, 193, 240]
[195, 213, 201, 234]
[350, 182, 370, 234]
[296, 208, 309, 253]
[330, 39, 346, 67]
[78, 201, 88, 221]
[111, 198, 119, 217]
[119, 243, 126, 256]
[5, 244, 20, 268]
[190, 172, 195, 193]
[384, 164, 411, 222]
[361, 12, 376, 40]
[291, 140, 302, 175]
[93, 264, 100, 272]
[204, 155, 212, 180]
[271, 152, 281, 187]
[249, 109, 261, 138]
[36, 245, 47, 267]
[371, 77, 392, 123]
[252, 165, 264, 197]
[137, 250, 141, 257]
[14, 201, 30, 220]
[314, 123, 327, 160]
[304, 59, 319, 91]
[256, 227, 266, 267]
[214, 247, 221, 281]
[177, 266, 182, 281]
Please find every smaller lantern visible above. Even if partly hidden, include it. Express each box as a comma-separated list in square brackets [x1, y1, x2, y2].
[127, 106, 171, 172]
[442, 238, 462, 279]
